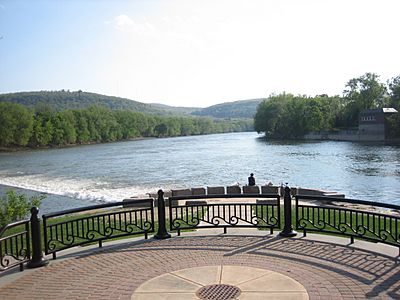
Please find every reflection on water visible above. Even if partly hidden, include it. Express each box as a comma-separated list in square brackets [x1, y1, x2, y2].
[0, 132, 399, 207]
[353, 167, 380, 176]
[349, 153, 383, 163]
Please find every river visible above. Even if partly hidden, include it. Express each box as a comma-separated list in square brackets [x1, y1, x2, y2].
[1, 132, 399, 214]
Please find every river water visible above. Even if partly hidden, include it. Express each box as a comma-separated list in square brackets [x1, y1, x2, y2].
[1, 132, 399, 214]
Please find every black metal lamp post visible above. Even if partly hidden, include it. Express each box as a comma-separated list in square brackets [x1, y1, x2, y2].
[279, 185, 297, 237]
[27, 207, 49, 268]
[154, 190, 171, 239]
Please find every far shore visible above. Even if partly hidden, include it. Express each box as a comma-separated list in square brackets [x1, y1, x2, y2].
[0, 131, 255, 153]
[0, 136, 153, 153]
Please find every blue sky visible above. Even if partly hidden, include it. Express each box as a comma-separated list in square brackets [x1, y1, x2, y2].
[1, 0, 399, 107]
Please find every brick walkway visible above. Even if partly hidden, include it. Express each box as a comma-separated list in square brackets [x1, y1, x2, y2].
[0, 233, 399, 299]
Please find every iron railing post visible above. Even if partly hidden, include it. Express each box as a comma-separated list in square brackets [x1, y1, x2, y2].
[154, 190, 171, 239]
[279, 185, 297, 237]
[27, 207, 49, 268]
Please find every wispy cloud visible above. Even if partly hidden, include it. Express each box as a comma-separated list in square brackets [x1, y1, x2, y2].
[0, 4, 5, 10]
[113, 14, 134, 32]
[111, 14, 157, 37]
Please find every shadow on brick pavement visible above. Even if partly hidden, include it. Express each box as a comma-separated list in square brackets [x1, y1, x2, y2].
[0, 233, 399, 299]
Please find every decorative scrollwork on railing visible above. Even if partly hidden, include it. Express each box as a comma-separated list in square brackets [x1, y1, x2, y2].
[44, 205, 154, 255]
[268, 215, 279, 226]
[296, 201, 400, 247]
[356, 224, 367, 236]
[251, 215, 261, 226]
[0, 220, 30, 271]
[172, 218, 183, 229]
[338, 222, 351, 234]
[227, 215, 239, 226]
[297, 218, 329, 231]
[297, 219, 310, 229]
[0, 256, 11, 269]
[379, 229, 397, 243]
[0, 247, 29, 269]
[103, 226, 114, 237]
[169, 202, 280, 231]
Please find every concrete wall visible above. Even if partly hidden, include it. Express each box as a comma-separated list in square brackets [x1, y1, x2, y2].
[153, 185, 344, 199]
[261, 185, 281, 195]
[207, 186, 225, 194]
[191, 187, 206, 195]
[227, 186, 241, 194]
[304, 130, 385, 142]
[243, 185, 260, 194]
[296, 187, 345, 198]
[171, 189, 191, 197]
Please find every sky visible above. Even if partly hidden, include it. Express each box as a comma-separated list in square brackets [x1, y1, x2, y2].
[0, 0, 399, 108]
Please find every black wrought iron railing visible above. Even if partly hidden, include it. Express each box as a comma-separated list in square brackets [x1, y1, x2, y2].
[0, 219, 30, 271]
[168, 194, 280, 235]
[295, 195, 400, 249]
[42, 198, 154, 259]
[3, 185, 400, 273]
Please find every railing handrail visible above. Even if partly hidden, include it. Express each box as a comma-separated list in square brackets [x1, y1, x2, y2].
[42, 198, 153, 219]
[168, 193, 280, 201]
[0, 219, 29, 236]
[295, 194, 400, 211]
[170, 202, 277, 207]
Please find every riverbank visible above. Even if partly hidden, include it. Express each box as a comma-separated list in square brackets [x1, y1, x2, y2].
[304, 131, 400, 143]
[0, 137, 152, 153]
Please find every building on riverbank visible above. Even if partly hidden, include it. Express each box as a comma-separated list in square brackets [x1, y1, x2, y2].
[304, 107, 398, 142]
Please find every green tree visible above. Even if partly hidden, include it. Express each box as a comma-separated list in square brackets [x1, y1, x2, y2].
[154, 123, 168, 137]
[254, 93, 293, 136]
[115, 110, 141, 139]
[343, 73, 388, 126]
[166, 118, 181, 136]
[304, 99, 325, 132]
[196, 118, 214, 134]
[0, 190, 44, 228]
[388, 75, 400, 109]
[30, 110, 54, 147]
[254, 93, 338, 139]
[51, 110, 77, 145]
[180, 118, 195, 136]
[72, 110, 91, 144]
[0, 103, 33, 147]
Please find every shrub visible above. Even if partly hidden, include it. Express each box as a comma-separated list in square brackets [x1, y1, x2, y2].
[0, 190, 45, 228]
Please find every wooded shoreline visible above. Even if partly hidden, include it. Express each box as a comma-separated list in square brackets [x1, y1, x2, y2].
[0, 102, 253, 150]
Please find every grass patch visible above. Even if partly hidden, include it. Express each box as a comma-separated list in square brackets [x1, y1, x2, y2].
[254, 204, 400, 245]
[169, 205, 207, 230]
[297, 205, 400, 244]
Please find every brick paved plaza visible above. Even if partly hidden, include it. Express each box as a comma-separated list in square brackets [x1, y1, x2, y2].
[0, 231, 399, 299]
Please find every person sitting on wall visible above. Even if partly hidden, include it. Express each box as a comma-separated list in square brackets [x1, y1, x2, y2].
[248, 173, 255, 186]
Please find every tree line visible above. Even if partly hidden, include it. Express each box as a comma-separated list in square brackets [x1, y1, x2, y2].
[254, 73, 400, 139]
[0, 104, 253, 148]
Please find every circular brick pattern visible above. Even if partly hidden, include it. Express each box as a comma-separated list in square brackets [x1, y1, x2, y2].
[131, 265, 308, 299]
[0, 235, 399, 299]
[196, 284, 241, 300]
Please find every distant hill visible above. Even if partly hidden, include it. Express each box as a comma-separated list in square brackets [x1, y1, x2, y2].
[191, 99, 265, 119]
[0, 91, 185, 116]
[150, 103, 200, 115]
[0, 91, 264, 119]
